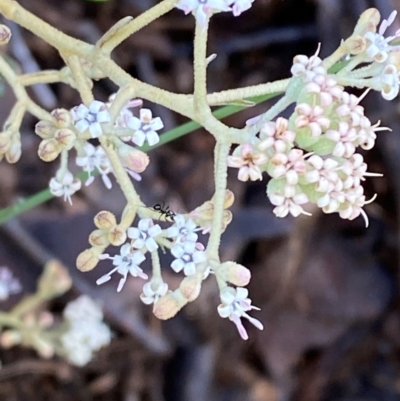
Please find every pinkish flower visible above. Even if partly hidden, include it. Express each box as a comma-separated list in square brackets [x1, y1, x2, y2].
[227, 144, 268, 182]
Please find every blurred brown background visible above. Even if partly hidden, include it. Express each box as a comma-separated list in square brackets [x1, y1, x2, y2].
[1, 0, 400, 400]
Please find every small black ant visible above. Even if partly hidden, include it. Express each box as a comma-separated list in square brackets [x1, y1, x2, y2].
[152, 202, 176, 221]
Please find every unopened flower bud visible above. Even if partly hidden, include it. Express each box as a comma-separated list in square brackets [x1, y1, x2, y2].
[118, 142, 149, 173]
[180, 276, 201, 301]
[33, 337, 54, 359]
[89, 229, 110, 247]
[0, 330, 21, 348]
[0, 132, 10, 153]
[223, 190, 235, 209]
[223, 210, 233, 226]
[38, 311, 54, 328]
[38, 138, 61, 162]
[76, 247, 102, 272]
[35, 120, 56, 139]
[353, 8, 380, 36]
[51, 108, 72, 128]
[219, 262, 251, 286]
[38, 260, 72, 299]
[0, 25, 12, 45]
[108, 225, 127, 246]
[94, 211, 117, 230]
[153, 293, 183, 320]
[196, 201, 214, 219]
[54, 128, 76, 149]
[6, 135, 21, 163]
[344, 36, 366, 55]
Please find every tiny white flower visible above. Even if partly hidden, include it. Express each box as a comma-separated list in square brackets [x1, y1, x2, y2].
[72, 100, 111, 138]
[218, 287, 263, 340]
[167, 214, 199, 243]
[140, 280, 168, 305]
[291, 49, 326, 81]
[379, 64, 400, 101]
[0, 267, 21, 301]
[108, 95, 143, 129]
[63, 295, 103, 322]
[49, 171, 81, 205]
[364, 10, 400, 63]
[170, 241, 207, 276]
[127, 108, 163, 147]
[128, 218, 162, 252]
[96, 243, 148, 292]
[176, 0, 231, 28]
[61, 295, 111, 366]
[76, 143, 113, 189]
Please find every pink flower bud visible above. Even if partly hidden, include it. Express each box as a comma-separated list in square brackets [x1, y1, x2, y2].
[180, 276, 201, 301]
[6, 136, 21, 163]
[89, 229, 110, 247]
[94, 211, 117, 230]
[153, 293, 183, 320]
[54, 128, 76, 149]
[35, 120, 56, 139]
[76, 247, 102, 272]
[219, 262, 251, 286]
[51, 108, 72, 128]
[0, 24, 12, 45]
[38, 138, 61, 162]
[0, 330, 21, 348]
[117, 142, 149, 173]
[108, 225, 127, 246]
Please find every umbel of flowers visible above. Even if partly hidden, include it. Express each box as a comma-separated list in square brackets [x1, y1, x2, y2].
[0, 262, 112, 366]
[0, 0, 399, 342]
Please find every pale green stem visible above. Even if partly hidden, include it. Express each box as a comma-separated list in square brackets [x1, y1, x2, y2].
[193, 19, 209, 117]
[150, 250, 162, 279]
[0, 311, 21, 328]
[108, 85, 137, 125]
[346, 63, 383, 79]
[337, 54, 367, 75]
[16, 70, 65, 86]
[67, 55, 94, 105]
[335, 77, 372, 89]
[100, 0, 178, 54]
[322, 45, 347, 71]
[58, 150, 69, 180]
[0, 54, 51, 121]
[206, 142, 230, 260]
[10, 294, 44, 317]
[99, 136, 142, 229]
[248, 95, 293, 135]
[4, 101, 26, 131]
[206, 78, 289, 106]
[0, 0, 193, 119]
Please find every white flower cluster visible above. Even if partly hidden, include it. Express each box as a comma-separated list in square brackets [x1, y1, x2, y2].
[48, 95, 160, 203]
[96, 214, 207, 297]
[228, 49, 389, 226]
[61, 295, 111, 366]
[362, 11, 400, 100]
[0, 267, 21, 301]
